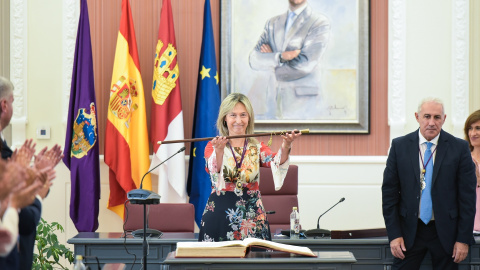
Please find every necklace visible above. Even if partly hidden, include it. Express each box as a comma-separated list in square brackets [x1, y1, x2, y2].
[418, 144, 437, 190]
[228, 139, 248, 196]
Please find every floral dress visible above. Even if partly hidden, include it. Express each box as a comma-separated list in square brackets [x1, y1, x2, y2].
[198, 139, 289, 242]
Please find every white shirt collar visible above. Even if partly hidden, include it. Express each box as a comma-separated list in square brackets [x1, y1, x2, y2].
[418, 129, 440, 146]
[289, 2, 308, 17]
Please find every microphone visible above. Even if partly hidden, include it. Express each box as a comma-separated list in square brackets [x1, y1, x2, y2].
[127, 146, 186, 205]
[305, 197, 345, 237]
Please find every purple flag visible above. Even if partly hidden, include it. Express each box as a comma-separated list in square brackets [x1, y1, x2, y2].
[63, 0, 100, 232]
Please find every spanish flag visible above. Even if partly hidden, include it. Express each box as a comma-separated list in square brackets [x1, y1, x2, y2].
[105, 0, 151, 219]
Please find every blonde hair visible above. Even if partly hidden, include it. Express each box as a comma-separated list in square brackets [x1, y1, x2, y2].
[216, 93, 255, 136]
[464, 110, 480, 152]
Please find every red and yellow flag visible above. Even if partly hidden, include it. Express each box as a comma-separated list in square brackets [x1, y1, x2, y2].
[149, 0, 186, 203]
[105, 0, 151, 219]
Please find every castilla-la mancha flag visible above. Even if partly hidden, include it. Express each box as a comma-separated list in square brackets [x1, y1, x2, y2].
[149, 0, 186, 203]
[105, 0, 151, 219]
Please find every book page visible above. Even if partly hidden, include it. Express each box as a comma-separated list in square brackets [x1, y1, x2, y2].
[242, 238, 315, 257]
[175, 241, 247, 258]
[175, 239, 315, 258]
[176, 240, 246, 249]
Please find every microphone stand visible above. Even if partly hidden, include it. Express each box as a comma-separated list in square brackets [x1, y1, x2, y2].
[143, 204, 147, 268]
[305, 197, 345, 238]
[126, 146, 185, 270]
[132, 206, 162, 238]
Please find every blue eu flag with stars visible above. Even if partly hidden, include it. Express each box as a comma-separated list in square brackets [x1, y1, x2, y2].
[187, 0, 221, 227]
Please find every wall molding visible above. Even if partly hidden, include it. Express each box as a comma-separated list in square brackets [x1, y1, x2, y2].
[388, 0, 406, 140]
[62, 0, 80, 125]
[10, 0, 28, 148]
[471, 0, 480, 111]
[289, 155, 387, 164]
[451, 0, 470, 138]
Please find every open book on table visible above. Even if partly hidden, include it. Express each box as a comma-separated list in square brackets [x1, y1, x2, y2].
[175, 237, 316, 258]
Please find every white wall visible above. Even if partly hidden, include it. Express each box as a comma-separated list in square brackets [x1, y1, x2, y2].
[405, 1, 452, 132]
[6, 0, 477, 268]
[389, 0, 471, 139]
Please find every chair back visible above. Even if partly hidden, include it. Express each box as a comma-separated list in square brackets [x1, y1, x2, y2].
[259, 165, 299, 233]
[124, 203, 195, 233]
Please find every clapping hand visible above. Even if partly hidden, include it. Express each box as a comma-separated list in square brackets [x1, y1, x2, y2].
[11, 139, 36, 167]
[35, 144, 63, 170]
[0, 161, 27, 201]
[34, 144, 63, 198]
[9, 179, 42, 210]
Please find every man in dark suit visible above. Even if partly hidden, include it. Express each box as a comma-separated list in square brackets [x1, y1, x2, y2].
[382, 98, 477, 269]
[0, 76, 43, 270]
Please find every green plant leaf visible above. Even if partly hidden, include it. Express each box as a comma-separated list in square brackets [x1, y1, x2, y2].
[54, 252, 60, 263]
[42, 226, 49, 236]
[46, 247, 52, 258]
[51, 233, 58, 244]
[34, 219, 73, 269]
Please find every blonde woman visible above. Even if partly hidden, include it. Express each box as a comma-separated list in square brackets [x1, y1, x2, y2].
[198, 93, 301, 242]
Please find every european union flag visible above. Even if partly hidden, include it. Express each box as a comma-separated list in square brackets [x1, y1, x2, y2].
[187, 0, 221, 227]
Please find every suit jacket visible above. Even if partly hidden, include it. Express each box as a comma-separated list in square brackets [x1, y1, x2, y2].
[0, 140, 42, 270]
[249, 4, 330, 92]
[382, 129, 477, 254]
[1, 139, 12, 160]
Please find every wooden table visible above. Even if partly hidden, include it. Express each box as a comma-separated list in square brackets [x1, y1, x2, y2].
[164, 251, 356, 270]
[68, 232, 480, 269]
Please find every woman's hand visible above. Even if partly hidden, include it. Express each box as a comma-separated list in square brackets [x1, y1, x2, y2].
[212, 136, 228, 150]
[212, 136, 228, 173]
[281, 129, 302, 150]
[280, 130, 302, 164]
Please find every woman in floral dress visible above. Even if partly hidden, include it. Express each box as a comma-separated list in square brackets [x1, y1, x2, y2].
[198, 93, 301, 242]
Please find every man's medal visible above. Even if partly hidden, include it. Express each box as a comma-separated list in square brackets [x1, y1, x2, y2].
[419, 143, 437, 191]
[420, 169, 426, 190]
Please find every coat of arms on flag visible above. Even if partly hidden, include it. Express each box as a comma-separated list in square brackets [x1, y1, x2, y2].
[71, 102, 97, 159]
[153, 40, 179, 105]
[109, 75, 139, 126]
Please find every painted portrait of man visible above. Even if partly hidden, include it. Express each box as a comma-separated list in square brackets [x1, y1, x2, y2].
[226, 0, 366, 125]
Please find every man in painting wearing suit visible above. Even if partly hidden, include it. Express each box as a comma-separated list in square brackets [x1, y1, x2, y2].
[382, 98, 477, 269]
[249, 0, 330, 120]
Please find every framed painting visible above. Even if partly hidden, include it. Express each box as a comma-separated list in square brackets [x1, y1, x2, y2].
[220, 0, 369, 133]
